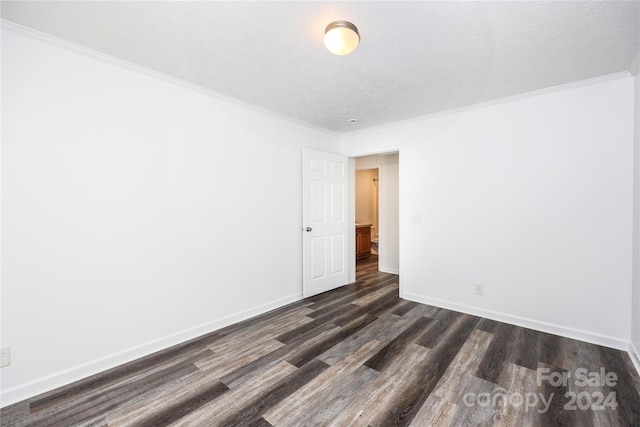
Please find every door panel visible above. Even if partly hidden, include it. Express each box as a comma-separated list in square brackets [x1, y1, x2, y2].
[330, 182, 344, 221]
[310, 236, 326, 279]
[303, 148, 349, 297]
[330, 234, 345, 274]
[311, 181, 326, 222]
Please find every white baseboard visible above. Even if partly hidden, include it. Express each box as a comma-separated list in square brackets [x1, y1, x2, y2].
[629, 342, 640, 376]
[379, 266, 399, 275]
[0, 292, 303, 408]
[401, 291, 629, 351]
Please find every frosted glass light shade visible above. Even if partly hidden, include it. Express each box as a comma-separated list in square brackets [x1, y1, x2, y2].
[324, 21, 360, 55]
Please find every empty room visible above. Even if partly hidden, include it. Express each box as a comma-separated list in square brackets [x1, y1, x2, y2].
[1, 1, 640, 426]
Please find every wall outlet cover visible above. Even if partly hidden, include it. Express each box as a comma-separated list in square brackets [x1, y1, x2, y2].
[0, 347, 10, 368]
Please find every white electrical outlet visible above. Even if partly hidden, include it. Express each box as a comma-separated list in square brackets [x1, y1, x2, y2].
[0, 347, 10, 368]
[474, 284, 484, 296]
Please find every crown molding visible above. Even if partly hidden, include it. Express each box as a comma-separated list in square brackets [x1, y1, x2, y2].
[1, 19, 339, 138]
[344, 71, 633, 138]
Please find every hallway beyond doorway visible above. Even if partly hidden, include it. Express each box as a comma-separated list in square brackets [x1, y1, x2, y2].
[356, 254, 379, 282]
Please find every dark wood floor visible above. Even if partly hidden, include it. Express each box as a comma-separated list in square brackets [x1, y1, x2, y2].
[3, 255, 640, 426]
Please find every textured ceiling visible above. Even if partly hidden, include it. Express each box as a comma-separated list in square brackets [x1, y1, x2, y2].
[2, 1, 639, 133]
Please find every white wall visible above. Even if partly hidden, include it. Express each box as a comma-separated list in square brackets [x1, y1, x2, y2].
[632, 65, 640, 367]
[0, 24, 339, 405]
[342, 75, 634, 349]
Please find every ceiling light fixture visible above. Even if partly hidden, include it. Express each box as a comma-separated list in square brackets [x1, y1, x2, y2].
[324, 20, 360, 55]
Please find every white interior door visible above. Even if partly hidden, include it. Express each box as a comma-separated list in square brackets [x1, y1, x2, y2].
[303, 148, 349, 297]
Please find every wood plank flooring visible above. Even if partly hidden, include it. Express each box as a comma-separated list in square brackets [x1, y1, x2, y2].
[2, 255, 640, 426]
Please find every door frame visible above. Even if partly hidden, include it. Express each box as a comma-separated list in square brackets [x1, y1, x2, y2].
[348, 151, 400, 285]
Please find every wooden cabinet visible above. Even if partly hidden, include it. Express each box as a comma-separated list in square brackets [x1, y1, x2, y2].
[356, 224, 371, 259]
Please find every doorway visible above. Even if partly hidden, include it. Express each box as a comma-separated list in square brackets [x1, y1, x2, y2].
[353, 153, 399, 281]
[355, 168, 379, 275]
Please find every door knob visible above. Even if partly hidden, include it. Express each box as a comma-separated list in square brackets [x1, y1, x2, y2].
[306, 227, 312, 232]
